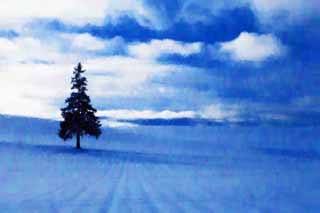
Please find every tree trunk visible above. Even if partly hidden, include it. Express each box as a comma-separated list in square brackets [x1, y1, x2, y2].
[76, 133, 81, 149]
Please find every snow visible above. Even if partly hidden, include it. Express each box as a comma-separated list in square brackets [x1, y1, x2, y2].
[0, 117, 319, 212]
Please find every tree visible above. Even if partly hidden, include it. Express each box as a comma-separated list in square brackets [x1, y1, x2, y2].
[59, 62, 101, 149]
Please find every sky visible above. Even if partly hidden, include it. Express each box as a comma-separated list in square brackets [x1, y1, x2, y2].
[0, 0, 319, 126]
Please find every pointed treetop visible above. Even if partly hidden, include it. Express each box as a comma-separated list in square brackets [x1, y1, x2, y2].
[74, 62, 85, 74]
[71, 62, 88, 92]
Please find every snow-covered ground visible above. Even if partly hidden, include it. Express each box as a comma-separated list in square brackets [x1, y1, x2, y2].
[0, 116, 319, 212]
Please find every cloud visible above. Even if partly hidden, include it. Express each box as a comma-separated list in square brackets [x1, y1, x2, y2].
[62, 33, 106, 51]
[100, 120, 139, 128]
[1, 0, 317, 32]
[60, 33, 127, 55]
[98, 109, 197, 120]
[0, 37, 65, 63]
[220, 32, 284, 62]
[0, 1, 317, 127]
[0, 63, 71, 119]
[0, 0, 106, 27]
[252, 0, 301, 13]
[98, 96, 320, 126]
[98, 104, 239, 122]
[201, 103, 239, 121]
[251, 0, 319, 22]
[178, 0, 248, 23]
[0, 33, 203, 119]
[99, 109, 198, 128]
[128, 39, 203, 59]
[0, 0, 166, 30]
[175, 0, 319, 29]
[85, 56, 201, 98]
[204, 97, 320, 125]
[0, 58, 197, 119]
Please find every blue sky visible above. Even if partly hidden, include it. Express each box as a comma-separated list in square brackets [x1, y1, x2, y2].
[0, 0, 319, 126]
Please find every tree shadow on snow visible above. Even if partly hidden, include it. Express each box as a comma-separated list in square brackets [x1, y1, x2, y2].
[0, 141, 214, 166]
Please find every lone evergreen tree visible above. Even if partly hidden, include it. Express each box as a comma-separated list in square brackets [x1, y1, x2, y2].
[59, 62, 101, 149]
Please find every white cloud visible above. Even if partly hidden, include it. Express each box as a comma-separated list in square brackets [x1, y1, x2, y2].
[0, 63, 71, 119]
[128, 39, 202, 59]
[220, 32, 284, 62]
[251, 0, 314, 19]
[98, 103, 241, 122]
[0, 56, 195, 119]
[85, 56, 200, 98]
[250, 0, 319, 28]
[0, 34, 124, 63]
[200, 103, 239, 121]
[98, 110, 197, 120]
[60, 34, 127, 56]
[62, 33, 106, 51]
[0, 0, 164, 30]
[0, 0, 105, 27]
[0, 0, 317, 32]
[0, 37, 64, 63]
[100, 120, 139, 128]
[0, 34, 203, 119]
[97, 97, 320, 125]
[0, 35, 82, 118]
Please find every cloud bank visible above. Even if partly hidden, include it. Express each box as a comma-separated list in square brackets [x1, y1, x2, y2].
[0, 0, 318, 127]
[0, 33, 203, 119]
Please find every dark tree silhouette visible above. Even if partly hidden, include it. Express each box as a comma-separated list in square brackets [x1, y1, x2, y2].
[59, 62, 101, 149]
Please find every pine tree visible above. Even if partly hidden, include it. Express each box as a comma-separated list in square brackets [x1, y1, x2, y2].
[59, 62, 101, 149]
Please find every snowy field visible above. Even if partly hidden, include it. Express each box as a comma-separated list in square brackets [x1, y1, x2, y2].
[0, 116, 320, 212]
